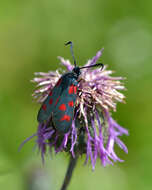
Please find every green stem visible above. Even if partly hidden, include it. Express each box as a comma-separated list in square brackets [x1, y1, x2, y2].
[60, 155, 79, 190]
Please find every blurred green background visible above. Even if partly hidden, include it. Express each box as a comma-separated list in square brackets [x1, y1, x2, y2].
[0, 0, 152, 190]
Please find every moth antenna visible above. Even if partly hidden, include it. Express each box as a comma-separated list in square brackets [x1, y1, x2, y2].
[65, 41, 76, 67]
[80, 63, 104, 70]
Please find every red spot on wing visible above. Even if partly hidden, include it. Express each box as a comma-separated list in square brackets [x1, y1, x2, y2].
[49, 98, 53, 105]
[55, 97, 60, 105]
[49, 91, 52, 96]
[68, 101, 74, 107]
[59, 104, 66, 111]
[60, 115, 71, 122]
[74, 86, 77, 94]
[42, 104, 47, 111]
[56, 79, 62, 86]
[69, 84, 74, 94]
[69, 84, 77, 94]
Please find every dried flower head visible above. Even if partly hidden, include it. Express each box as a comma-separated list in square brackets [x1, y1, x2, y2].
[27, 48, 128, 169]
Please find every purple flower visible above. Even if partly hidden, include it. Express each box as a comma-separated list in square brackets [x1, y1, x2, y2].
[28, 48, 128, 170]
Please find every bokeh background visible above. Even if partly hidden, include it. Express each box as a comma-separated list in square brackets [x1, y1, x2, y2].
[0, 0, 152, 190]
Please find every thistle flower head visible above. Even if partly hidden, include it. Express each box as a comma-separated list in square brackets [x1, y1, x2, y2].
[31, 48, 128, 169]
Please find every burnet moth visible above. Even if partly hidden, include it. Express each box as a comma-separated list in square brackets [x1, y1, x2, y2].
[37, 41, 103, 133]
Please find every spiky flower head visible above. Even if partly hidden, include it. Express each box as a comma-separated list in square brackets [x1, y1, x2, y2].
[30, 48, 128, 169]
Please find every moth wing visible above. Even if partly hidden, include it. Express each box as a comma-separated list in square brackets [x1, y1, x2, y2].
[52, 83, 78, 133]
[37, 78, 63, 123]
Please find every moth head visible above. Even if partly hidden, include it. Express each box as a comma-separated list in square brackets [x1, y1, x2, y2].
[72, 67, 81, 79]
